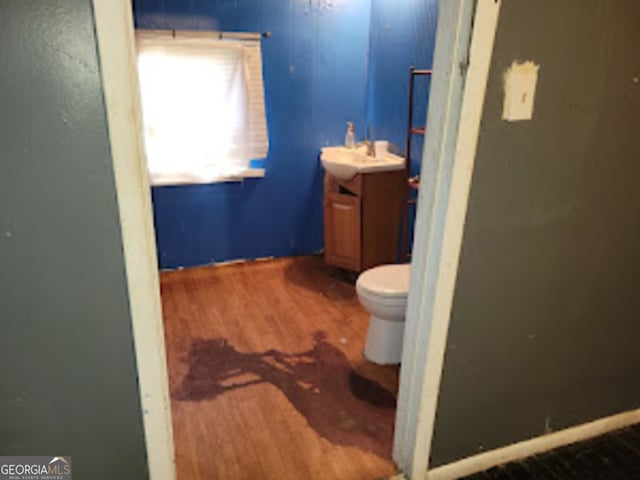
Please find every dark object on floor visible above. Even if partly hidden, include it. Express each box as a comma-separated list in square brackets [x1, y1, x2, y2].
[462, 423, 640, 480]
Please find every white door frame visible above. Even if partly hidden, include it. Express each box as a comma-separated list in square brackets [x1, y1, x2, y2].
[393, 1, 501, 479]
[92, 1, 176, 479]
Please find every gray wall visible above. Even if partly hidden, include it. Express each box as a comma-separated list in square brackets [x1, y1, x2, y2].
[431, 0, 640, 466]
[0, 1, 149, 478]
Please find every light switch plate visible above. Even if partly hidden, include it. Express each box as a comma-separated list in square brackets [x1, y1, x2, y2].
[503, 60, 540, 122]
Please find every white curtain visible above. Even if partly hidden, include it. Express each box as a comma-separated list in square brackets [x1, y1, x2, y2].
[136, 31, 269, 185]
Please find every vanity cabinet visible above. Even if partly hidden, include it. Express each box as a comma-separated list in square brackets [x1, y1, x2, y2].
[324, 170, 406, 272]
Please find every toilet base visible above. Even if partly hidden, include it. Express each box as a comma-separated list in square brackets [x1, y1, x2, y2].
[364, 315, 405, 365]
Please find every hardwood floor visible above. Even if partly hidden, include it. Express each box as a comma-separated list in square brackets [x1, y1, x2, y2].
[160, 256, 400, 480]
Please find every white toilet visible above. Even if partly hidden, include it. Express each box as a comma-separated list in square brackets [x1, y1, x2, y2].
[356, 264, 411, 365]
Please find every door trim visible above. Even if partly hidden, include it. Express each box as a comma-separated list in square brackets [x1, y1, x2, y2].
[92, 1, 176, 478]
[392, 1, 502, 479]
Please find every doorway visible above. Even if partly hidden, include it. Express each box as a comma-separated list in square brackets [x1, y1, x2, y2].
[92, 0, 499, 479]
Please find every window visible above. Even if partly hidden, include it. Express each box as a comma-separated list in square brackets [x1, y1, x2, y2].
[136, 30, 269, 185]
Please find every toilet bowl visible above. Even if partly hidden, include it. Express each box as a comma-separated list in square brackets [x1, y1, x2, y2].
[356, 264, 411, 365]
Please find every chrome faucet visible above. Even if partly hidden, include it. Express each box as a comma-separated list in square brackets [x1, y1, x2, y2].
[355, 140, 375, 157]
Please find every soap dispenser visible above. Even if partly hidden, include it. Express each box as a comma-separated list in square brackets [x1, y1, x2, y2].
[345, 122, 355, 149]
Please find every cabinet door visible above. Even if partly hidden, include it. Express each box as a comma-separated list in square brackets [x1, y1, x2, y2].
[324, 192, 361, 271]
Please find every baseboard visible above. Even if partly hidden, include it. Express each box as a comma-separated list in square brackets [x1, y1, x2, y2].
[426, 408, 640, 480]
[382, 474, 407, 480]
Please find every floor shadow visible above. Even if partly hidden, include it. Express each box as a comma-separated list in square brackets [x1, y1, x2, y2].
[283, 256, 357, 301]
[174, 331, 396, 458]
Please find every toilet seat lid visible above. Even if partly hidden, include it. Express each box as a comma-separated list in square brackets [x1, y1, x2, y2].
[357, 264, 411, 298]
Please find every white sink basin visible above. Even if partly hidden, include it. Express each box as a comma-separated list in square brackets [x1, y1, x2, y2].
[320, 145, 405, 181]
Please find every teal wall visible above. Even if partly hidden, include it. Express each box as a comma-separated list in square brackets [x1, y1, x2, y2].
[0, 1, 148, 478]
[431, 0, 640, 466]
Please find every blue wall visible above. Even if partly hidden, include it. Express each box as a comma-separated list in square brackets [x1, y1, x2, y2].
[133, 0, 438, 269]
[134, 0, 371, 269]
[367, 0, 439, 252]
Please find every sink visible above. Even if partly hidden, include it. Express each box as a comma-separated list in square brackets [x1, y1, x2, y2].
[320, 145, 405, 181]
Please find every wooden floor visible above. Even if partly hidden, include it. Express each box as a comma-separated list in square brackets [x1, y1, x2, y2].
[160, 256, 400, 480]
[463, 423, 640, 480]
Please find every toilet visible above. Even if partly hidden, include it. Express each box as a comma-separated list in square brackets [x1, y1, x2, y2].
[356, 264, 411, 365]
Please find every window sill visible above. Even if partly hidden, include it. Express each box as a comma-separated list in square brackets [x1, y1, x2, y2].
[150, 168, 265, 187]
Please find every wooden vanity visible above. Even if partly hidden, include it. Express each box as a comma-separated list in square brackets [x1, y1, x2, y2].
[323, 170, 406, 272]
